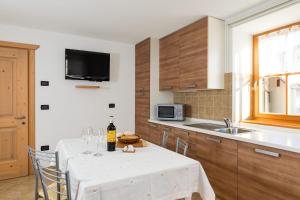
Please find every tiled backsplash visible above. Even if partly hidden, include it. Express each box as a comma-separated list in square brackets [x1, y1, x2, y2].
[174, 73, 232, 121]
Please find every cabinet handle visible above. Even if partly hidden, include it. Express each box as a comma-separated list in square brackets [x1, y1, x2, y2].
[254, 148, 280, 158]
[149, 123, 157, 128]
[136, 87, 144, 96]
[182, 130, 190, 136]
[183, 84, 197, 89]
[162, 86, 173, 90]
[163, 127, 170, 131]
[206, 136, 221, 143]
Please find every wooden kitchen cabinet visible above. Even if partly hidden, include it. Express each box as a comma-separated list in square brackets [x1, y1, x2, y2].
[159, 31, 180, 91]
[146, 122, 300, 200]
[158, 125, 175, 151]
[178, 17, 208, 90]
[161, 125, 238, 200]
[148, 122, 163, 145]
[163, 126, 190, 151]
[238, 142, 300, 200]
[188, 132, 238, 200]
[135, 38, 150, 141]
[151, 125, 238, 200]
[159, 16, 225, 91]
[148, 124, 178, 148]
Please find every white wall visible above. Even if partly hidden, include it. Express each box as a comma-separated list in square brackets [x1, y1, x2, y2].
[231, 28, 253, 123]
[0, 24, 135, 150]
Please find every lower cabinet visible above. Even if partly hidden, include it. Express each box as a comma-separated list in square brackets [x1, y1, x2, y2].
[166, 127, 190, 151]
[146, 123, 300, 200]
[188, 132, 238, 200]
[164, 126, 177, 151]
[238, 142, 300, 200]
[148, 123, 162, 145]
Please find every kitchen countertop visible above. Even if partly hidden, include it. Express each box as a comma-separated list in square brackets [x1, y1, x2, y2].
[148, 118, 300, 154]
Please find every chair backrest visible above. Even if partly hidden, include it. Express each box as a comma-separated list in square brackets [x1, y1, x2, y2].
[36, 159, 71, 200]
[175, 137, 188, 156]
[161, 128, 169, 148]
[28, 147, 59, 174]
[28, 147, 61, 200]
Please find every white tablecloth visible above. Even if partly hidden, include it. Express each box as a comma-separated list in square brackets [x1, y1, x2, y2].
[56, 138, 215, 200]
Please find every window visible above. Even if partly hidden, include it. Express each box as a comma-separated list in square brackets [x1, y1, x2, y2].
[252, 22, 300, 126]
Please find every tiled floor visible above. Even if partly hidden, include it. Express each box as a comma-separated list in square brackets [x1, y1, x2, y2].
[0, 176, 202, 200]
[0, 176, 36, 200]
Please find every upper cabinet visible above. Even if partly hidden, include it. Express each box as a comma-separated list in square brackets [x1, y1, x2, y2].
[159, 31, 180, 91]
[159, 16, 225, 91]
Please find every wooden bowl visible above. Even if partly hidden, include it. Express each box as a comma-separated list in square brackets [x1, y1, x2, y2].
[118, 135, 140, 144]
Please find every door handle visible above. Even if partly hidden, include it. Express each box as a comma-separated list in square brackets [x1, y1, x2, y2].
[136, 88, 144, 96]
[15, 115, 26, 120]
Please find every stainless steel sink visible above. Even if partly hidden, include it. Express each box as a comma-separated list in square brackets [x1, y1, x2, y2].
[184, 123, 226, 130]
[214, 127, 252, 134]
[184, 122, 253, 135]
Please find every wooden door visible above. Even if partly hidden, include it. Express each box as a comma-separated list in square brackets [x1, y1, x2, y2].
[159, 31, 180, 91]
[135, 39, 150, 140]
[238, 142, 300, 200]
[0, 47, 29, 180]
[179, 17, 208, 90]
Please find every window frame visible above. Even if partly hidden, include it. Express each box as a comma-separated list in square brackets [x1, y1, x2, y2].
[251, 21, 300, 125]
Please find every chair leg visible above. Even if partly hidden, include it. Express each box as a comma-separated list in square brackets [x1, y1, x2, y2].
[35, 176, 39, 200]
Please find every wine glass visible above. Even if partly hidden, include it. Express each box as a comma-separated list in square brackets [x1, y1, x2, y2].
[81, 127, 93, 154]
[94, 128, 104, 157]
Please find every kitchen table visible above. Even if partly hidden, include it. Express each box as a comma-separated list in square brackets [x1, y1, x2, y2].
[56, 138, 214, 200]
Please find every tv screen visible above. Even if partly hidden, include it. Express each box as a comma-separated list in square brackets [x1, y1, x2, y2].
[65, 49, 110, 82]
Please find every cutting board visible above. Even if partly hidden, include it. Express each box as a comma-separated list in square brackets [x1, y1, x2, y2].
[116, 139, 148, 148]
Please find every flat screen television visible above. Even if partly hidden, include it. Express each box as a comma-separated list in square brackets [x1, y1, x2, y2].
[65, 49, 110, 82]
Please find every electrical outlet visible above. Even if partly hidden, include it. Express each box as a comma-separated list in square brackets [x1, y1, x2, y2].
[41, 81, 49, 86]
[109, 103, 115, 108]
[41, 145, 49, 151]
[41, 105, 50, 110]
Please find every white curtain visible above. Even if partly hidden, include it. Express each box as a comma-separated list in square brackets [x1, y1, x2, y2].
[258, 26, 300, 76]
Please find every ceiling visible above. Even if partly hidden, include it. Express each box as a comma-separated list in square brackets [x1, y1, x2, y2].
[0, 0, 267, 44]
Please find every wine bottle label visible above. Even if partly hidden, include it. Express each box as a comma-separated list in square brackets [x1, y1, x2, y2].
[107, 130, 116, 142]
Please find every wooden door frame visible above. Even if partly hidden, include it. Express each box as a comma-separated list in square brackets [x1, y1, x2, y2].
[0, 40, 39, 174]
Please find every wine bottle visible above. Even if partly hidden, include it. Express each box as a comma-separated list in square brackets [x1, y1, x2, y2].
[107, 116, 116, 151]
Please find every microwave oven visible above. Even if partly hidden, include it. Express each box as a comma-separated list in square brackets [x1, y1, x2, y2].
[154, 104, 185, 121]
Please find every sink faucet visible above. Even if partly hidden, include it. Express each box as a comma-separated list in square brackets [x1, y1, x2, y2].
[224, 118, 232, 128]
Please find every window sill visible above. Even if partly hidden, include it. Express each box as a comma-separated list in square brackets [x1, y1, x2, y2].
[242, 118, 300, 129]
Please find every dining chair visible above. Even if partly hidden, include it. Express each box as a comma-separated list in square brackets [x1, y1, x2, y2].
[36, 159, 71, 200]
[161, 128, 169, 148]
[28, 147, 60, 200]
[175, 137, 188, 156]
